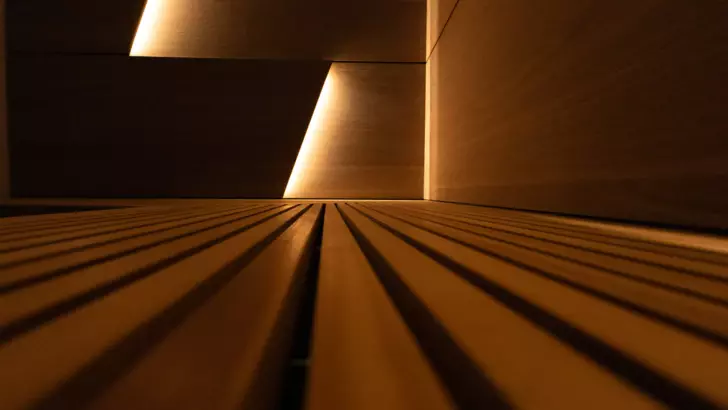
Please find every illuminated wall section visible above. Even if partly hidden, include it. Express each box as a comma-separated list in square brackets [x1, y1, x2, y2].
[131, 0, 202, 57]
[132, 2, 424, 200]
[425, 0, 460, 200]
[285, 63, 425, 199]
[131, 0, 198, 57]
[285, 69, 337, 198]
[427, 0, 459, 56]
[423, 61, 431, 200]
[129, 0, 424, 61]
[131, 0, 165, 56]
[428, 0, 728, 229]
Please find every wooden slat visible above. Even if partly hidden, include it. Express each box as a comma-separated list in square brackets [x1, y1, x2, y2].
[349, 203, 728, 408]
[1, 200, 726, 410]
[0, 204, 311, 409]
[413, 203, 728, 273]
[0, 205, 283, 295]
[0, 205, 292, 338]
[369, 204, 728, 344]
[338, 203, 660, 410]
[0, 205, 185, 234]
[0, 205, 206, 241]
[0, 204, 156, 228]
[82, 204, 323, 410]
[384, 204, 728, 307]
[2, 198, 273, 209]
[305, 205, 454, 410]
[0, 205, 264, 256]
[424, 202, 728, 265]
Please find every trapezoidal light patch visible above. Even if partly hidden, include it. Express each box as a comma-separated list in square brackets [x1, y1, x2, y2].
[130, 0, 165, 56]
[284, 68, 338, 198]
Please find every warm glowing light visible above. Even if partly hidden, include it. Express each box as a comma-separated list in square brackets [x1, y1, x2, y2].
[424, 61, 432, 200]
[284, 69, 337, 198]
[426, 0, 433, 53]
[130, 0, 164, 56]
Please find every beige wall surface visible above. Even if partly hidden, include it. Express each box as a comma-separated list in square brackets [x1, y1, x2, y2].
[286, 63, 425, 199]
[428, 0, 728, 229]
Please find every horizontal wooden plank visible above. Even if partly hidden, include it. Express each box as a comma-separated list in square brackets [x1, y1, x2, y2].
[350, 203, 728, 408]
[408, 204, 728, 280]
[0, 205, 311, 409]
[0, 205, 266, 256]
[339, 203, 660, 410]
[0, 200, 726, 410]
[0, 205, 285, 295]
[81, 204, 324, 410]
[0, 205, 244, 240]
[369, 203, 728, 344]
[425, 202, 728, 265]
[0, 206, 181, 237]
[305, 205, 453, 410]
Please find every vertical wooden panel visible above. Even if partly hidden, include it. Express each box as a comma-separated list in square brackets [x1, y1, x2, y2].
[427, 0, 459, 56]
[0, 0, 8, 199]
[285, 63, 425, 199]
[429, 0, 728, 229]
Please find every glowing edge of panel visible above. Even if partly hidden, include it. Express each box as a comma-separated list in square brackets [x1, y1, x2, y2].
[424, 61, 432, 200]
[426, 0, 433, 54]
[130, 0, 163, 56]
[283, 68, 336, 198]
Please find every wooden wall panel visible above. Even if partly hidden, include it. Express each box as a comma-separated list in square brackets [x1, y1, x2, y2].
[7, 0, 147, 54]
[8, 0, 424, 61]
[1, 0, 8, 198]
[130, 0, 426, 62]
[427, 0, 458, 56]
[285, 63, 424, 199]
[8, 55, 330, 198]
[429, 0, 728, 229]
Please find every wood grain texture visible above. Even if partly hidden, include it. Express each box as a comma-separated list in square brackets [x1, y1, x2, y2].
[128, 0, 425, 62]
[86, 206, 323, 410]
[306, 205, 453, 410]
[428, 0, 728, 229]
[346, 201, 728, 408]
[1, 200, 728, 409]
[0, 203, 322, 409]
[8, 55, 330, 198]
[286, 63, 425, 199]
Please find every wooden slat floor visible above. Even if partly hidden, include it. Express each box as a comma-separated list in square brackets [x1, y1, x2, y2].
[1, 200, 727, 409]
